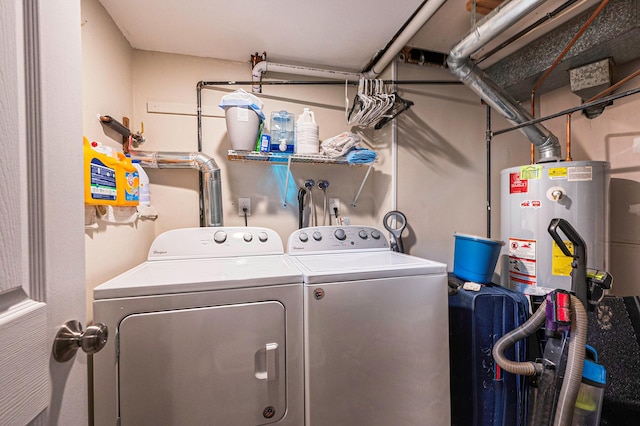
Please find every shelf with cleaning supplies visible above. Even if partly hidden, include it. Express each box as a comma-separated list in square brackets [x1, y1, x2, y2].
[227, 150, 374, 208]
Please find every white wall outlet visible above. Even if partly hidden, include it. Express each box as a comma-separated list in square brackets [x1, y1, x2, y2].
[329, 198, 340, 213]
[238, 197, 251, 216]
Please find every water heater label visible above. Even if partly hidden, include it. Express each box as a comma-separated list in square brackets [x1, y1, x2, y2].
[548, 167, 568, 180]
[551, 240, 574, 276]
[520, 165, 541, 180]
[567, 166, 593, 181]
[509, 172, 528, 194]
[508, 238, 537, 286]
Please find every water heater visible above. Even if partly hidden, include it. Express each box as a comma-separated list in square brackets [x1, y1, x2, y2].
[500, 161, 606, 296]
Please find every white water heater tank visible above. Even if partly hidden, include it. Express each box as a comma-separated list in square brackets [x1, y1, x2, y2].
[500, 160, 606, 296]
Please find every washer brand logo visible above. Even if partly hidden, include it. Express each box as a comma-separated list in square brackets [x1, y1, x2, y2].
[152, 250, 168, 255]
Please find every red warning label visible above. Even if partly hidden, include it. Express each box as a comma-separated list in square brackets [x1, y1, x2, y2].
[510, 172, 528, 194]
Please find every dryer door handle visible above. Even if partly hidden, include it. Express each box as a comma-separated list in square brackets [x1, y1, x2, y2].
[265, 342, 279, 381]
[255, 342, 279, 381]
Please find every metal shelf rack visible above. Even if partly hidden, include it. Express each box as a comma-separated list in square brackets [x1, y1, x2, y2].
[227, 150, 374, 208]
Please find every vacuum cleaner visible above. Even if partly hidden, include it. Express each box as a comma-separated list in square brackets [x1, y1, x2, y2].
[493, 218, 611, 426]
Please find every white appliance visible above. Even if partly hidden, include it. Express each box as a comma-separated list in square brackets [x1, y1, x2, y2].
[287, 225, 451, 426]
[500, 161, 606, 295]
[93, 227, 304, 426]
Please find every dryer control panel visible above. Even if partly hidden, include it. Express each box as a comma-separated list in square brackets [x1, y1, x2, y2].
[148, 227, 284, 260]
[288, 226, 389, 254]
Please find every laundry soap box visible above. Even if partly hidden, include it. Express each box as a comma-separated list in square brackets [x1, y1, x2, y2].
[83, 136, 139, 206]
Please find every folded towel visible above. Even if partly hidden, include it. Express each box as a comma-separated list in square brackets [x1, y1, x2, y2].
[321, 132, 361, 158]
[346, 147, 377, 164]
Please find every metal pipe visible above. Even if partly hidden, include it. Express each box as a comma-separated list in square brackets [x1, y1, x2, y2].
[566, 114, 572, 161]
[198, 79, 462, 87]
[585, 67, 640, 103]
[447, 0, 563, 163]
[129, 150, 223, 227]
[486, 105, 492, 238]
[250, 0, 445, 88]
[475, 0, 581, 65]
[362, 0, 447, 78]
[493, 85, 640, 135]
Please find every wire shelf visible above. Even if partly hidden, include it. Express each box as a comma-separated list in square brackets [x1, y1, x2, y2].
[227, 150, 357, 165]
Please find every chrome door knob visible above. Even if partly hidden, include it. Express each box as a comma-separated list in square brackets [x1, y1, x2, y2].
[53, 320, 108, 362]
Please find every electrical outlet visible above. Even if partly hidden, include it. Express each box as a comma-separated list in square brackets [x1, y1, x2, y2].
[238, 197, 251, 216]
[329, 198, 340, 213]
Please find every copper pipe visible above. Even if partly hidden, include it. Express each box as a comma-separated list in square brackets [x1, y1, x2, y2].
[531, 0, 610, 98]
[566, 114, 572, 161]
[586, 67, 640, 103]
[529, 0, 610, 164]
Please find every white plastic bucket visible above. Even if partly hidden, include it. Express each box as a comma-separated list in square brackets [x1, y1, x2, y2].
[224, 106, 261, 151]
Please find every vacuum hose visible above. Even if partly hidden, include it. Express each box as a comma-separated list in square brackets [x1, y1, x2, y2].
[492, 295, 587, 426]
[492, 299, 547, 377]
[554, 295, 587, 426]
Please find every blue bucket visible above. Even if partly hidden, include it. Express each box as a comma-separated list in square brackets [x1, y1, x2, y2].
[453, 233, 505, 284]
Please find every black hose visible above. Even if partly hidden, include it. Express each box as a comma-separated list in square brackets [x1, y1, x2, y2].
[297, 188, 307, 229]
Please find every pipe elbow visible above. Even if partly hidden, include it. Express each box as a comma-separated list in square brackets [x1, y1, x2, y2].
[537, 135, 563, 162]
[252, 61, 267, 80]
[446, 54, 471, 80]
[192, 152, 220, 172]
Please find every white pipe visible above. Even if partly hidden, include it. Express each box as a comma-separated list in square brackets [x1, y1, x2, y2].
[362, 0, 447, 78]
[251, 61, 360, 92]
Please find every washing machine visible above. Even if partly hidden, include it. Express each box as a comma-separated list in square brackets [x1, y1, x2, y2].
[93, 227, 303, 426]
[287, 225, 451, 426]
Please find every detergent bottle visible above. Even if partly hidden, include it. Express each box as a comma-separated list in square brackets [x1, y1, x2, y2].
[295, 108, 319, 154]
[83, 136, 139, 206]
[132, 159, 150, 206]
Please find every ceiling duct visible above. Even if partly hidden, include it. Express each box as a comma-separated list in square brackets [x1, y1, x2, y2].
[569, 58, 613, 118]
[486, 0, 640, 101]
[447, 0, 562, 162]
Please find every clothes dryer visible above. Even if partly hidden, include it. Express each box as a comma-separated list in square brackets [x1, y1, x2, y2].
[287, 225, 451, 426]
[93, 227, 303, 426]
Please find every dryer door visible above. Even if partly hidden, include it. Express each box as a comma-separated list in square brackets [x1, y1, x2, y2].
[117, 301, 286, 425]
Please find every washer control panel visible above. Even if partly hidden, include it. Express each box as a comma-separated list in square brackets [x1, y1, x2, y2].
[287, 226, 389, 254]
[148, 227, 283, 260]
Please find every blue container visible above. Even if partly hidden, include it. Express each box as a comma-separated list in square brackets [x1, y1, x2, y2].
[453, 233, 505, 284]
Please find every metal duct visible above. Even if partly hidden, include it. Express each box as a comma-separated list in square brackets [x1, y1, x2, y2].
[447, 0, 562, 162]
[129, 150, 223, 227]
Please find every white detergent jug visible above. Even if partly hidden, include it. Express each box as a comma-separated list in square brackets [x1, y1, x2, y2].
[296, 108, 319, 154]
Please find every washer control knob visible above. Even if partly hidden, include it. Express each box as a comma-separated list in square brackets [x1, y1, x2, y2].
[243, 232, 253, 242]
[334, 228, 347, 241]
[299, 232, 309, 243]
[213, 231, 227, 244]
[313, 231, 323, 241]
[258, 232, 268, 243]
[358, 230, 369, 239]
[371, 230, 381, 239]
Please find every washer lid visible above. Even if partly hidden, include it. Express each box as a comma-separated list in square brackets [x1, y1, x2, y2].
[94, 254, 302, 299]
[290, 251, 447, 284]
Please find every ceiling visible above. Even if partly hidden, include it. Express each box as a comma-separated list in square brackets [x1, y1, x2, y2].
[98, 0, 602, 74]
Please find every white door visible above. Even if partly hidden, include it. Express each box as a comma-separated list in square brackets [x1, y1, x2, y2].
[0, 1, 87, 425]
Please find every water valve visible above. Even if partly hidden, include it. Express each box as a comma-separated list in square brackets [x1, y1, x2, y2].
[546, 186, 566, 202]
